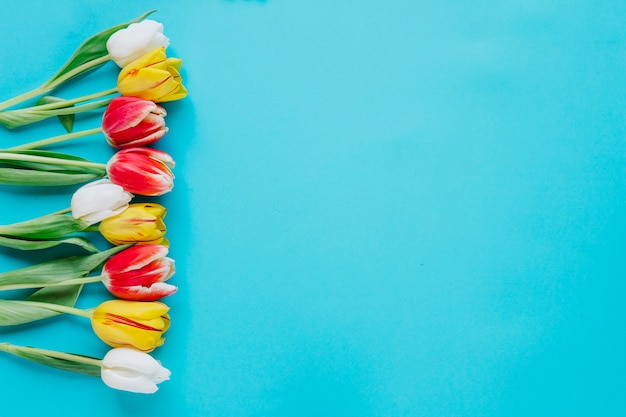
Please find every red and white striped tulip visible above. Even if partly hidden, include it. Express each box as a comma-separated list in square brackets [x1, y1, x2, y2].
[102, 244, 176, 301]
[106, 147, 174, 196]
[102, 96, 168, 149]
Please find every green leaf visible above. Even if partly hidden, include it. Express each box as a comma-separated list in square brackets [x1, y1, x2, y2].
[0, 214, 89, 239]
[0, 235, 99, 252]
[28, 284, 82, 305]
[0, 149, 106, 173]
[36, 96, 75, 133]
[0, 108, 57, 129]
[4, 149, 101, 164]
[0, 344, 101, 377]
[0, 149, 106, 185]
[0, 96, 111, 129]
[0, 168, 103, 186]
[0, 284, 82, 325]
[0, 245, 129, 288]
[45, 10, 156, 87]
[0, 299, 53, 325]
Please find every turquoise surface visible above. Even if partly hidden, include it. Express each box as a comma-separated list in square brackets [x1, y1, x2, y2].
[1, 1, 625, 416]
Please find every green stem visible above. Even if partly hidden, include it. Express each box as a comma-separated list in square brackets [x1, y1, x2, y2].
[0, 55, 112, 112]
[14, 300, 93, 318]
[23, 88, 117, 112]
[0, 276, 102, 292]
[0, 86, 46, 112]
[5, 127, 103, 151]
[35, 98, 113, 116]
[0, 91, 116, 129]
[0, 342, 102, 367]
[43, 54, 111, 92]
[48, 207, 71, 216]
[0, 152, 106, 170]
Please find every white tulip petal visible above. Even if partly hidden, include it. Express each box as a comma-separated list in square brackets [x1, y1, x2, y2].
[71, 180, 133, 225]
[101, 348, 171, 394]
[107, 20, 170, 67]
[101, 369, 159, 394]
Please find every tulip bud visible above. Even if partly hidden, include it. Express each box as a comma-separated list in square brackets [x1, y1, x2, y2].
[91, 300, 170, 352]
[71, 179, 133, 225]
[99, 203, 167, 246]
[102, 244, 177, 301]
[117, 47, 187, 103]
[107, 147, 174, 196]
[101, 347, 171, 394]
[102, 97, 168, 149]
[106, 20, 170, 67]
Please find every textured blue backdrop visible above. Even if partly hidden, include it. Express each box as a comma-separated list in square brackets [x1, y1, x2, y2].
[1, 1, 626, 416]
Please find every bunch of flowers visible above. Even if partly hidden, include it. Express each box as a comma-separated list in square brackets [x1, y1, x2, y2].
[0, 11, 187, 394]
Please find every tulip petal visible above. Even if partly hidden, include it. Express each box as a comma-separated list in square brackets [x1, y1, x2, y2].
[108, 282, 178, 301]
[102, 245, 176, 300]
[118, 68, 181, 102]
[107, 148, 175, 196]
[105, 258, 175, 287]
[99, 204, 168, 245]
[106, 244, 170, 274]
[102, 97, 167, 148]
[107, 20, 170, 67]
[91, 300, 170, 352]
[103, 97, 158, 132]
[101, 347, 171, 393]
[71, 179, 133, 225]
[117, 47, 187, 102]
[101, 369, 159, 394]
[119, 47, 167, 73]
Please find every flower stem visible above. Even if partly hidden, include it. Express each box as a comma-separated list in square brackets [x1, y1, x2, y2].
[0, 276, 102, 292]
[24, 88, 117, 111]
[5, 127, 103, 151]
[43, 54, 112, 92]
[0, 152, 106, 170]
[14, 300, 93, 318]
[0, 342, 102, 367]
[48, 207, 71, 216]
[0, 86, 46, 112]
[0, 55, 112, 112]
[0, 95, 115, 130]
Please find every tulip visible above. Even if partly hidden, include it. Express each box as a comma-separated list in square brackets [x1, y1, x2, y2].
[91, 300, 170, 352]
[99, 203, 167, 246]
[107, 147, 174, 196]
[71, 179, 134, 225]
[101, 347, 171, 394]
[102, 96, 168, 148]
[102, 244, 177, 301]
[107, 20, 170, 68]
[117, 47, 187, 103]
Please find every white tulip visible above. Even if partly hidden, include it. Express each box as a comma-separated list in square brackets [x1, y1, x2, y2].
[106, 20, 170, 67]
[71, 179, 133, 225]
[101, 348, 171, 394]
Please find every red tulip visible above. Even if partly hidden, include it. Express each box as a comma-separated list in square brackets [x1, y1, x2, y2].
[102, 96, 168, 148]
[102, 244, 177, 301]
[106, 147, 174, 196]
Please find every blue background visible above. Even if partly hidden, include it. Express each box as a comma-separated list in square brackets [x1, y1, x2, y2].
[1, 1, 626, 416]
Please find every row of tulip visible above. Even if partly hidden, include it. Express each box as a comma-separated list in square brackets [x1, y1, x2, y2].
[0, 12, 186, 394]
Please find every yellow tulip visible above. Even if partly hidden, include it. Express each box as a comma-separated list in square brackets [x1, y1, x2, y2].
[99, 203, 167, 245]
[117, 47, 188, 102]
[91, 300, 170, 352]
